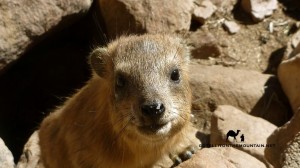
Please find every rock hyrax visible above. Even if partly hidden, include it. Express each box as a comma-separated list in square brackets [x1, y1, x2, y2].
[39, 34, 200, 168]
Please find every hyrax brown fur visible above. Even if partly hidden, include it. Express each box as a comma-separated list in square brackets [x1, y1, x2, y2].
[39, 34, 200, 168]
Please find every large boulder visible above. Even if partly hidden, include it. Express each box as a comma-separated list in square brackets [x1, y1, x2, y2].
[265, 109, 300, 168]
[0, 0, 92, 71]
[278, 54, 300, 113]
[210, 105, 276, 166]
[177, 147, 266, 168]
[189, 64, 292, 126]
[98, 0, 194, 38]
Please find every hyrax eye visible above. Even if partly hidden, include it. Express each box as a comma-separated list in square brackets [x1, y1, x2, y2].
[116, 75, 126, 88]
[170, 69, 180, 82]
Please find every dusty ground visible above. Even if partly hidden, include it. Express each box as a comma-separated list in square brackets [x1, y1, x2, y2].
[193, 1, 297, 73]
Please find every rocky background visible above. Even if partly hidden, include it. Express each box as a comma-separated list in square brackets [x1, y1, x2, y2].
[0, 0, 299, 167]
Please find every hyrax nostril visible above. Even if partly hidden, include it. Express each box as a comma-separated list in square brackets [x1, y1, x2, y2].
[141, 103, 165, 118]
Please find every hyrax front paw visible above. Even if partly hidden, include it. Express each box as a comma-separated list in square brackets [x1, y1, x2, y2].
[169, 126, 200, 167]
[170, 145, 198, 167]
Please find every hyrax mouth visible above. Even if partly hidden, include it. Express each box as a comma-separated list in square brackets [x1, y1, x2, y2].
[138, 121, 172, 136]
[139, 123, 168, 134]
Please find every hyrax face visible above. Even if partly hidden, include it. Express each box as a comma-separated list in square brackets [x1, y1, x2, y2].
[90, 34, 191, 142]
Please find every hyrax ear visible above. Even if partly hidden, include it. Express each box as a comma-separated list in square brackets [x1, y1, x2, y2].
[89, 47, 113, 78]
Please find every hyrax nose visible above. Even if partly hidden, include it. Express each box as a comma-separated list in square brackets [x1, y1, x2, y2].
[141, 103, 165, 118]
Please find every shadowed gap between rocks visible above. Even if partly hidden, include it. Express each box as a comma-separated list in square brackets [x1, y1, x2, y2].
[0, 5, 107, 162]
[250, 76, 293, 126]
[232, 0, 256, 25]
[189, 17, 203, 32]
[278, 0, 300, 20]
[263, 47, 286, 75]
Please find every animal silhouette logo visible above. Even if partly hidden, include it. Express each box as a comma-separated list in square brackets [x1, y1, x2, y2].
[226, 130, 240, 141]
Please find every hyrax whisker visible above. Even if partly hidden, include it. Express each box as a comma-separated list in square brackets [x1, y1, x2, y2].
[112, 116, 133, 143]
[172, 110, 189, 121]
[115, 111, 132, 120]
[172, 46, 180, 62]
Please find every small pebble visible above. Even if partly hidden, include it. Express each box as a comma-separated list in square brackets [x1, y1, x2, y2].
[223, 20, 240, 34]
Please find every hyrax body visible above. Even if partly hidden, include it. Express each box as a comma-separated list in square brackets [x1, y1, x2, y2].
[39, 34, 200, 168]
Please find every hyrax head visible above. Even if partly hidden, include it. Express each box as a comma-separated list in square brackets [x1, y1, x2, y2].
[90, 34, 191, 141]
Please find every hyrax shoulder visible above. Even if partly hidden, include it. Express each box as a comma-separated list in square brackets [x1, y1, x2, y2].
[39, 34, 200, 168]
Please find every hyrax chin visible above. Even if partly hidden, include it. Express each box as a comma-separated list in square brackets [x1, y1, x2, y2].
[39, 34, 200, 168]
